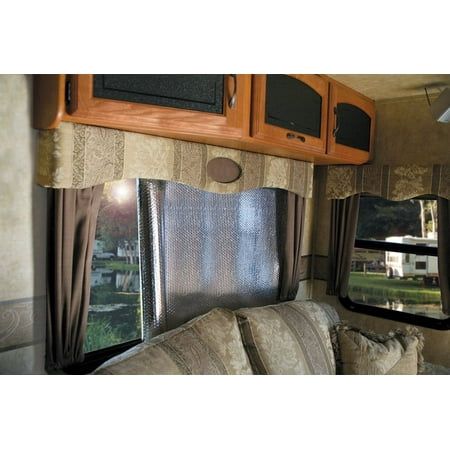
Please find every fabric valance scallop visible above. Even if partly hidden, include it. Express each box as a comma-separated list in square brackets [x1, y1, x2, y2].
[326, 164, 450, 200]
[36, 122, 314, 198]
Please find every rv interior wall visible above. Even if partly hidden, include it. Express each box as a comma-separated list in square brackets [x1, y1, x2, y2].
[373, 95, 450, 165]
[0, 75, 47, 374]
[312, 96, 450, 367]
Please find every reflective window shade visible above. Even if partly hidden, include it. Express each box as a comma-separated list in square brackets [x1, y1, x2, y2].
[84, 179, 142, 353]
[138, 180, 286, 338]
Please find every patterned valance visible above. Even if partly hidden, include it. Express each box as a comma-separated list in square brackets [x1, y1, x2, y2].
[36, 122, 314, 198]
[326, 164, 450, 200]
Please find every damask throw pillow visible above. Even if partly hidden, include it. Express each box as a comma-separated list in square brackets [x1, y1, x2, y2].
[334, 324, 424, 375]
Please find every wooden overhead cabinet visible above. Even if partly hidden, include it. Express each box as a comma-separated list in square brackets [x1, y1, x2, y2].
[35, 74, 252, 143]
[327, 80, 375, 163]
[34, 74, 376, 165]
[251, 74, 329, 156]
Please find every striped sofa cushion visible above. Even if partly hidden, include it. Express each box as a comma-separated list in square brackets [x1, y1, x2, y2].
[94, 308, 253, 375]
[236, 300, 337, 375]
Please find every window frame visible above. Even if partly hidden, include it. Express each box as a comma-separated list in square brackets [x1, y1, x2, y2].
[339, 196, 450, 330]
[64, 338, 142, 374]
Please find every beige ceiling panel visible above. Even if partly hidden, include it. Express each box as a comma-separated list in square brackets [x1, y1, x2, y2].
[328, 74, 450, 101]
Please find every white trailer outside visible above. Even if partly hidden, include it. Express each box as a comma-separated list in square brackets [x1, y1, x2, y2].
[385, 236, 438, 284]
[117, 240, 139, 259]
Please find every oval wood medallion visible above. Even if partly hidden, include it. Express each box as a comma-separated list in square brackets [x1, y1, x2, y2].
[207, 157, 242, 183]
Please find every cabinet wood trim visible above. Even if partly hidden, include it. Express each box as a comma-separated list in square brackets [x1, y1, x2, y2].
[33, 75, 66, 129]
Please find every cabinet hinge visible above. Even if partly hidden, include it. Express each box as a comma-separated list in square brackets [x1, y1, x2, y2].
[65, 79, 72, 108]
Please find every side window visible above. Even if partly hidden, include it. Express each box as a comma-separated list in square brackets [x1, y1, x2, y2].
[347, 195, 449, 326]
[84, 179, 142, 353]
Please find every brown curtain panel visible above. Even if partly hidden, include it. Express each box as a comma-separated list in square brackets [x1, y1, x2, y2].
[327, 194, 360, 297]
[46, 185, 104, 371]
[438, 197, 450, 315]
[279, 192, 305, 301]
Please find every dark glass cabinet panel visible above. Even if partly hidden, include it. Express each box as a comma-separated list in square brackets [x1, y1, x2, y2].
[265, 75, 322, 137]
[93, 75, 225, 114]
[335, 103, 371, 151]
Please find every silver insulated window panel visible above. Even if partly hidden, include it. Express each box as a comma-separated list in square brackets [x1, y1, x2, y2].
[138, 180, 285, 339]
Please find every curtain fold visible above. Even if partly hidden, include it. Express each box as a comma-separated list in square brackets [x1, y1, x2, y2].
[438, 197, 450, 315]
[279, 192, 305, 301]
[46, 185, 104, 371]
[327, 194, 361, 297]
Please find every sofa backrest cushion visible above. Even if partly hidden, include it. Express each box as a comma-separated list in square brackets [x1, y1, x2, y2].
[94, 308, 253, 375]
[236, 300, 337, 375]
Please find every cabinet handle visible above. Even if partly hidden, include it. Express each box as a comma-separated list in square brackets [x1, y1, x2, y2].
[228, 74, 237, 108]
[332, 106, 340, 137]
[286, 133, 305, 142]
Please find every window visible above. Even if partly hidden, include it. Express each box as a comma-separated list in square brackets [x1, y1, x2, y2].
[345, 195, 450, 328]
[84, 180, 142, 353]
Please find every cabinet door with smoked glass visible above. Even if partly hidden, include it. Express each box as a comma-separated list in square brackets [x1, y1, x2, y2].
[327, 81, 375, 163]
[251, 74, 328, 155]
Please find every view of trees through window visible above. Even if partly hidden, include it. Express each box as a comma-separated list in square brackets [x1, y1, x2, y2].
[349, 196, 448, 320]
[357, 197, 437, 240]
[84, 179, 142, 353]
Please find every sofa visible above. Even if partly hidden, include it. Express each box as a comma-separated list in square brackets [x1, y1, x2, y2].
[94, 299, 445, 375]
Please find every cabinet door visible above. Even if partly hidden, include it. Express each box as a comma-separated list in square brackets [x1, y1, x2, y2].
[327, 81, 375, 163]
[251, 75, 328, 154]
[67, 74, 251, 141]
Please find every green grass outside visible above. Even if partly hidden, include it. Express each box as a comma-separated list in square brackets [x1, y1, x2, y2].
[349, 272, 440, 305]
[84, 318, 124, 353]
[84, 312, 141, 354]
